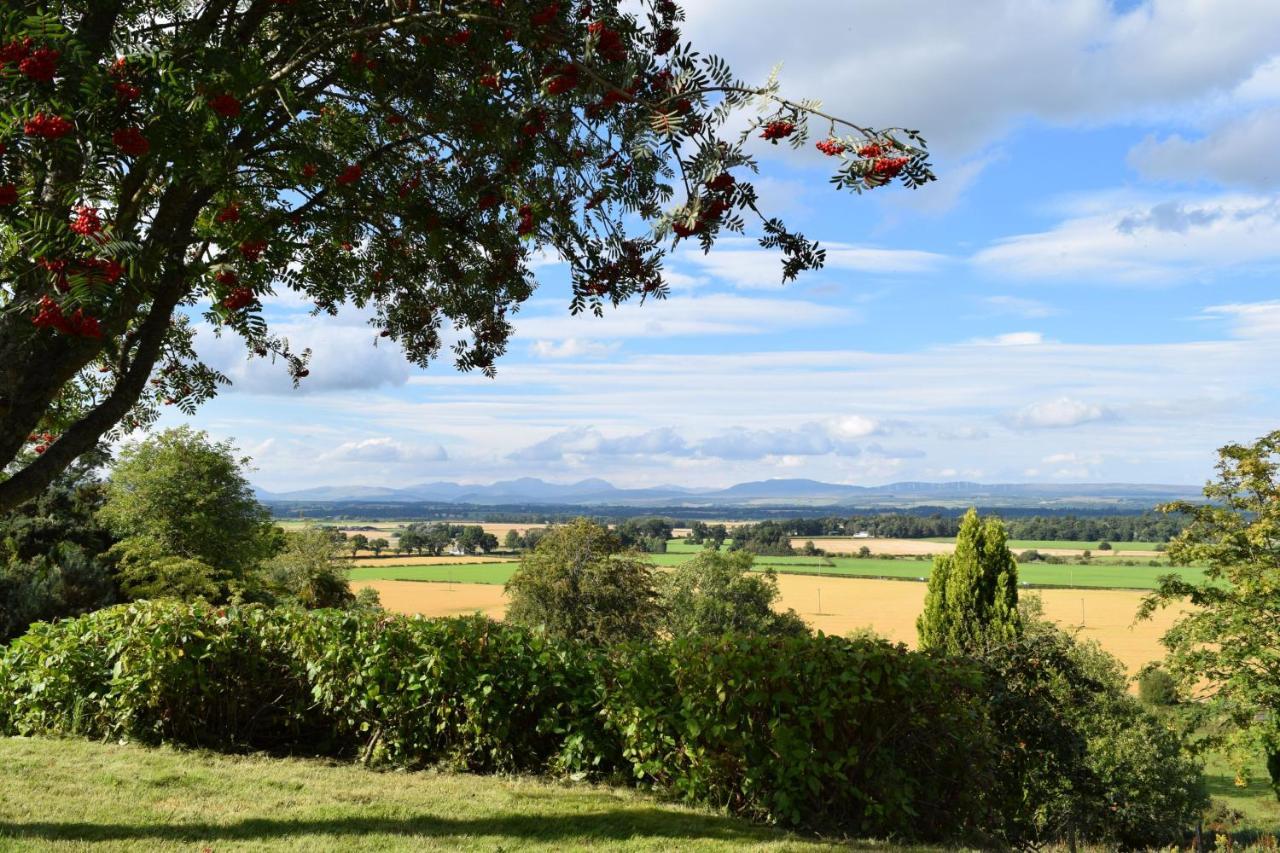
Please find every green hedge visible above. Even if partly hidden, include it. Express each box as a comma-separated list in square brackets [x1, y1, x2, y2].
[0, 601, 1202, 845]
[606, 634, 993, 840]
[0, 601, 995, 841]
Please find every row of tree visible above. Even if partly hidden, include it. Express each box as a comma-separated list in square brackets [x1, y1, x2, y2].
[395, 523, 500, 557]
[729, 512, 1185, 543]
[0, 427, 376, 641]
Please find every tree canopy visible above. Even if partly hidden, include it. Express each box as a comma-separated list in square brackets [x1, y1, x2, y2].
[505, 517, 658, 644]
[1141, 429, 1280, 798]
[98, 425, 275, 601]
[0, 1, 935, 512]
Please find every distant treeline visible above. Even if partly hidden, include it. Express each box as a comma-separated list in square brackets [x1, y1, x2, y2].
[755, 513, 1187, 543]
[266, 500, 1185, 523]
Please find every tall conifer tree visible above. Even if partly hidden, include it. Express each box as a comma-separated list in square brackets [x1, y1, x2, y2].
[918, 508, 1021, 655]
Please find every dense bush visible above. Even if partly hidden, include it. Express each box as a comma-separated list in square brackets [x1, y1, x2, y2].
[1138, 665, 1180, 706]
[605, 633, 994, 841]
[1, 601, 996, 840]
[0, 601, 1205, 846]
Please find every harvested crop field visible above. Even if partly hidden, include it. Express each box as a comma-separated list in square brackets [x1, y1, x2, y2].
[356, 574, 1183, 677]
[797, 536, 1161, 559]
[349, 555, 515, 567]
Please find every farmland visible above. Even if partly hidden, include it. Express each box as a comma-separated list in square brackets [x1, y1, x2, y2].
[352, 574, 1183, 677]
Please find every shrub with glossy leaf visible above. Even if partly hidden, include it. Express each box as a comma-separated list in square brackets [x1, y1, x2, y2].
[603, 632, 995, 841]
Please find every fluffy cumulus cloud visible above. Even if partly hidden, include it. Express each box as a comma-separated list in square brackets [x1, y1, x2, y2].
[680, 0, 1280, 152]
[1013, 397, 1111, 430]
[1128, 107, 1280, 189]
[973, 194, 1280, 281]
[196, 311, 413, 394]
[322, 437, 448, 463]
[508, 418, 885, 463]
[508, 427, 691, 462]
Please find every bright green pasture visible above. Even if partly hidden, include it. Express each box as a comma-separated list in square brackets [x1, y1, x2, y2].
[350, 553, 1203, 591]
[349, 563, 516, 585]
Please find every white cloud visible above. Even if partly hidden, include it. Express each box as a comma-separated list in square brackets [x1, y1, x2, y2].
[967, 332, 1047, 347]
[973, 194, 1280, 282]
[681, 0, 1280, 153]
[1013, 397, 1111, 430]
[322, 437, 448, 464]
[530, 338, 620, 359]
[1201, 299, 1280, 338]
[197, 308, 412, 394]
[515, 292, 853, 342]
[1128, 107, 1280, 189]
[983, 295, 1059, 319]
[682, 241, 948, 289]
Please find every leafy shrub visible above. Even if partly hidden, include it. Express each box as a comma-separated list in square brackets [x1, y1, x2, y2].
[979, 626, 1205, 848]
[0, 601, 1205, 846]
[604, 633, 994, 841]
[1138, 666, 1180, 706]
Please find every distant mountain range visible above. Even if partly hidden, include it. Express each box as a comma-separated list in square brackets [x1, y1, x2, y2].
[254, 477, 1204, 509]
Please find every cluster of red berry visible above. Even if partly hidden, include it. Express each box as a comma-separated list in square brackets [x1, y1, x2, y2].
[25, 431, 57, 455]
[0, 183, 17, 205]
[587, 21, 627, 63]
[815, 138, 847, 156]
[545, 61, 580, 95]
[517, 204, 535, 236]
[220, 287, 256, 311]
[112, 126, 149, 157]
[214, 201, 241, 223]
[23, 112, 74, 139]
[336, 163, 363, 185]
[672, 172, 736, 238]
[2, 38, 58, 82]
[38, 256, 124, 291]
[32, 295, 102, 338]
[70, 206, 104, 238]
[239, 240, 268, 261]
[760, 120, 795, 141]
[530, 3, 561, 27]
[207, 93, 242, 118]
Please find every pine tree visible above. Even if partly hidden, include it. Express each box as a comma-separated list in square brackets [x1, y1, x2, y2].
[917, 508, 1021, 655]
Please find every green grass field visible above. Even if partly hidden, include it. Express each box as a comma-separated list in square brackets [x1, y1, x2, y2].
[0, 737, 860, 852]
[349, 563, 516, 585]
[349, 552, 1204, 590]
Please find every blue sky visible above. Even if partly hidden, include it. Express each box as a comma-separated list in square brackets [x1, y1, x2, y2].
[168, 0, 1280, 491]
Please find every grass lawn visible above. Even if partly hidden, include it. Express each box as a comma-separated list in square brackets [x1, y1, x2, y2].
[1203, 746, 1280, 837]
[0, 737, 908, 852]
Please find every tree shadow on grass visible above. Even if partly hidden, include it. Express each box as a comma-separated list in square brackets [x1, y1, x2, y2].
[0, 811, 889, 848]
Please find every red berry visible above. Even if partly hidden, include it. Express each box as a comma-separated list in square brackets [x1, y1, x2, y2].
[0, 183, 17, 206]
[112, 126, 150, 157]
[336, 164, 362, 185]
[24, 112, 74, 139]
[208, 93, 242, 118]
[760, 120, 795, 142]
[70, 206, 104, 237]
[18, 46, 59, 82]
[214, 202, 241, 223]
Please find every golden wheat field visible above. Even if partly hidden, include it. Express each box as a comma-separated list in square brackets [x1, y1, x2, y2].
[354, 574, 1182, 677]
[797, 537, 1160, 559]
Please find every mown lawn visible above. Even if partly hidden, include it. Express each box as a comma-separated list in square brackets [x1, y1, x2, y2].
[0, 737, 914, 852]
[348, 562, 516, 585]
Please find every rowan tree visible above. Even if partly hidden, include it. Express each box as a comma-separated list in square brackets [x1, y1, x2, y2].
[0, 1, 934, 513]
